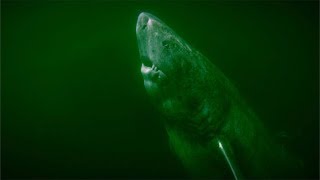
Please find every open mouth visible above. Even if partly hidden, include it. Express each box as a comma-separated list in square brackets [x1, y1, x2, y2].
[141, 56, 160, 72]
[140, 55, 166, 81]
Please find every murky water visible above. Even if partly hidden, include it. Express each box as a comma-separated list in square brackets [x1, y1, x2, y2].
[2, 1, 318, 179]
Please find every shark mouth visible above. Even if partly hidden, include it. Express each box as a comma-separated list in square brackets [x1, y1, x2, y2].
[140, 55, 161, 74]
[140, 55, 158, 69]
[141, 59, 165, 82]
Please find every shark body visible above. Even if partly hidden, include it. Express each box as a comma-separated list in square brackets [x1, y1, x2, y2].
[136, 12, 299, 179]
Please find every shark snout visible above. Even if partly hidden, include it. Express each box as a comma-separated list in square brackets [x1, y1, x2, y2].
[136, 12, 159, 33]
[137, 13, 148, 32]
[136, 12, 169, 71]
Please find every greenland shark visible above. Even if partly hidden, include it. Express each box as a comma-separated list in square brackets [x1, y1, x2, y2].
[136, 12, 300, 179]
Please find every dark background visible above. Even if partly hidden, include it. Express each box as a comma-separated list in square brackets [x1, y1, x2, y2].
[2, 0, 318, 179]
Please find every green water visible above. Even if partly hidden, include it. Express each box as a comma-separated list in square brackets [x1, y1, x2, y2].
[2, 1, 318, 179]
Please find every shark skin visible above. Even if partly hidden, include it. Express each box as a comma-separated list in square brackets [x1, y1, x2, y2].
[136, 12, 299, 179]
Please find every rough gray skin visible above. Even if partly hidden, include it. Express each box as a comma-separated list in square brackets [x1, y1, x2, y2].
[136, 12, 299, 179]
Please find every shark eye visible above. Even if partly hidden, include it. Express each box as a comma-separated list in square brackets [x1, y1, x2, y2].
[162, 40, 170, 48]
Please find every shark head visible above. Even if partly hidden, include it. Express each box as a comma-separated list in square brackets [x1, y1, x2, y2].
[136, 12, 193, 98]
[136, 12, 232, 131]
